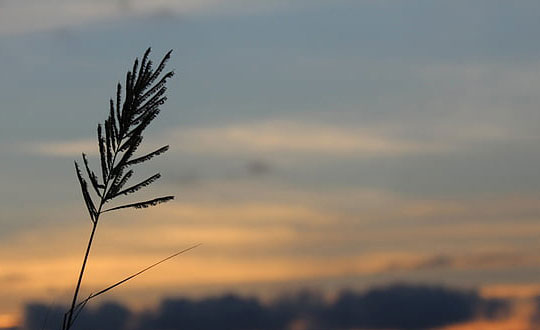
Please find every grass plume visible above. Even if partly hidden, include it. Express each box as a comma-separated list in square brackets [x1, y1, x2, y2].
[63, 48, 177, 330]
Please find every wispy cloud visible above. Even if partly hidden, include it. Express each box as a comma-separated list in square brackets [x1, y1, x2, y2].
[0, 1, 118, 35]
[25, 120, 530, 163]
[0, 0, 304, 35]
[18, 120, 445, 158]
[170, 120, 444, 156]
[20, 139, 97, 157]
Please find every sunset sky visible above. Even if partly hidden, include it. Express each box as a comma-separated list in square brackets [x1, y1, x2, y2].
[2, 1, 540, 329]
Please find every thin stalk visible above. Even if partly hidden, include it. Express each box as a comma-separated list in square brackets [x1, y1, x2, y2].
[65, 151, 117, 329]
[65, 150, 120, 329]
[64, 218, 99, 329]
[72, 243, 202, 315]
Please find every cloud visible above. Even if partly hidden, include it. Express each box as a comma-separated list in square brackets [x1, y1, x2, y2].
[0, 272, 27, 285]
[0, 1, 121, 35]
[170, 121, 444, 157]
[22, 284, 509, 330]
[245, 159, 273, 176]
[23, 116, 529, 160]
[0, 313, 18, 329]
[0, 0, 309, 35]
[439, 298, 535, 330]
[482, 284, 540, 301]
[24, 302, 130, 330]
[326, 285, 508, 330]
[20, 139, 97, 157]
[19, 120, 444, 158]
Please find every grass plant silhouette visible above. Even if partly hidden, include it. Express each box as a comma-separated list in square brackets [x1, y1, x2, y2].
[62, 48, 198, 330]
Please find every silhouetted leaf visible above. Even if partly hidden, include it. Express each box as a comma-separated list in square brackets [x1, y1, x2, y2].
[131, 57, 139, 90]
[74, 161, 96, 222]
[120, 71, 133, 135]
[103, 196, 174, 213]
[118, 129, 143, 152]
[133, 92, 166, 119]
[116, 83, 122, 129]
[127, 108, 160, 138]
[82, 153, 103, 197]
[97, 124, 108, 181]
[140, 72, 174, 104]
[108, 169, 133, 198]
[116, 135, 143, 170]
[114, 173, 161, 197]
[108, 100, 118, 149]
[147, 50, 173, 85]
[134, 48, 151, 89]
[104, 119, 113, 168]
[126, 145, 169, 166]
[139, 71, 174, 104]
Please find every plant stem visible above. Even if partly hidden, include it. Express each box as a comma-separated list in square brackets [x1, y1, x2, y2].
[65, 141, 121, 329]
[64, 215, 99, 330]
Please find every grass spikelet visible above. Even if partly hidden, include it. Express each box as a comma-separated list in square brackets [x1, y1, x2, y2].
[64, 48, 180, 330]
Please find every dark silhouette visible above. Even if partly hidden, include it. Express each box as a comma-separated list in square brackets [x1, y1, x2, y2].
[530, 296, 540, 325]
[325, 284, 507, 329]
[65, 48, 177, 330]
[25, 284, 510, 330]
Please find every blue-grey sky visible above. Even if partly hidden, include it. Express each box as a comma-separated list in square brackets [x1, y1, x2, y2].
[2, 1, 540, 327]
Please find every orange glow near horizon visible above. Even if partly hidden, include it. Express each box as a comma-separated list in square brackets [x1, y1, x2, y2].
[4, 192, 540, 326]
[0, 314, 19, 329]
[439, 300, 536, 330]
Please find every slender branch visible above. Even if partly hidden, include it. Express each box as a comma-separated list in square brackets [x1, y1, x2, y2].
[65, 151, 121, 329]
[73, 244, 201, 312]
[65, 148, 120, 329]
[64, 218, 99, 329]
